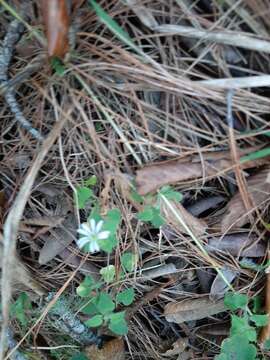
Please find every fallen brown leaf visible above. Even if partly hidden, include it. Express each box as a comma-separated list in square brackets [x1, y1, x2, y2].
[136, 149, 269, 195]
[206, 233, 265, 257]
[221, 166, 270, 231]
[161, 201, 207, 237]
[84, 338, 125, 360]
[186, 195, 225, 216]
[0, 234, 45, 296]
[164, 297, 226, 323]
[59, 247, 100, 281]
[38, 214, 77, 265]
[210, 267, 238, 300]
[163, 338, 188, 356]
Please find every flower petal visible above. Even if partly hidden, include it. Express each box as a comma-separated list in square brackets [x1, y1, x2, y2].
[77, 228, 89, 236]
[76, 236, 90, 249]
[90, 218, 96, 231]
[95, 220, 104, 233]
[89, 241, 100, 253]
[98, 230, 110, 240]
[79, 223, 90, 233]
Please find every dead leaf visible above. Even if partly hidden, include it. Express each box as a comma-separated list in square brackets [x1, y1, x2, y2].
[38, 214, 77, 265]
[164, 297, 226, 323]
[222, 167, 270, 231]
[161, 201, 207, 237]
[136, 148, 269, 195]
[206, 233, 265, 257]
[0, 234, 45, 296]
[186, 195, 225, 216]
[210, 267, 238, 300]
[196, 268, 215, 293]
[59, 247, 100, 281]
[163, 338, 188, 356]
[42, 0, 70, 59]
[84, 338, 125, 360]
[142, 263, 177, 279]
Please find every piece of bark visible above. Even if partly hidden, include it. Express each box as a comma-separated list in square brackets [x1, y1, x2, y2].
[221, 167, 270, 232]
[164, 297, 226, 324]
[206, 233, 265, 258]
[136, 149, 269, 195]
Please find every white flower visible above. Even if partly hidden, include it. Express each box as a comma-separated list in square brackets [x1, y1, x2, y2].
[76, 219, 110, 253]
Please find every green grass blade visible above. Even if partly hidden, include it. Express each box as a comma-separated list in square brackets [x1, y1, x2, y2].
[89, 0, 141, 54]
[240, 147, 270, 163]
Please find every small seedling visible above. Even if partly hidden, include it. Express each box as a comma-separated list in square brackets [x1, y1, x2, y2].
[77, 275, 135, 336]
[136, 185, 183, 228]
[217, 292, 269, 359]
[10, 292, 32, 327]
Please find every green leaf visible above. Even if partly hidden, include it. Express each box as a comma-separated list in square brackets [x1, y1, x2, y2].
[224, 292, 248, 311]
[130, 189, 144, 204]
[252, 296, 262, 314]
[96, 292, 115, 315]
[150, 207, 165, 228]
[108, 311, 128, 335]
[76, 187, 93, 209]
[89, 0, 139, 53]
[116, 288, 135, 306]
[100, 265, 115, 284]
[84, 314, 103, 328]
[137, 206, 154, 222]
[76, 276, 99, 297]
[10, 292, 32, 327]
[96, 208, 121, 253]
[104, 208, 121, 232]
[84, 175, 97, 187]
[99, 234, 117, 254]
[121, 252, 137, 272]
[240, 147, 270, 163]
[250, 314, 269, 327]
[230, 315, 257, 342]
[263, 339, 270, 350]
[50, 57, 66, 76]
[240, 259, 270, 272]
[81, 298, 99, 316]
[159, 186, 183, 202]
[218, 335, 257, 360]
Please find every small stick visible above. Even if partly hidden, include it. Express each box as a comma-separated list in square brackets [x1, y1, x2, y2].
[0, 20, 43, 140]
[260, 251, 270, 345]
[198, 75, 270, 89]
[154, 24, 270, 54]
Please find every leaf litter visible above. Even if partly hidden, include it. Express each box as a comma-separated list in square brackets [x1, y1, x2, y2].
[0, 0, 270, 359]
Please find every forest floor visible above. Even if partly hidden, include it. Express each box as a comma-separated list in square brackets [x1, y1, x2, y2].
[1, 1, 270, 359]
